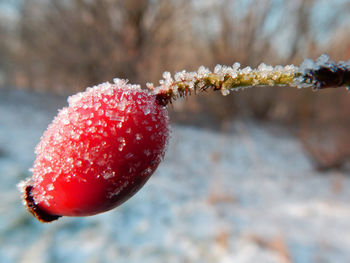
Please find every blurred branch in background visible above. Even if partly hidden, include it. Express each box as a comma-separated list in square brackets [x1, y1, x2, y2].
[0, 6, 15, 86]
[0, 0, 350, 171]
[14, 0, 193, 93]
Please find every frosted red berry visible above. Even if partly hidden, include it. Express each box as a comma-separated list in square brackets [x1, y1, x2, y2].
[20, 79, 169, 222]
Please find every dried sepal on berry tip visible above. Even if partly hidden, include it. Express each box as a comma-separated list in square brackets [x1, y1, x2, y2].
[24, 184, 61, 223]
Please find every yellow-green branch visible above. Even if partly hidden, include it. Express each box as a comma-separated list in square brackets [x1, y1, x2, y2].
[148, 54, 350, 106]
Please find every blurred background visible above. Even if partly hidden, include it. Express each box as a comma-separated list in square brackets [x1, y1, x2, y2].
[1, 0, 350, 262]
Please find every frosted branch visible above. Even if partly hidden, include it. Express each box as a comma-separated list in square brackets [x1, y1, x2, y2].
[148, 54, 350, 106]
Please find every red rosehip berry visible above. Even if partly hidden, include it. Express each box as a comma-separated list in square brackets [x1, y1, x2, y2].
[20, 79, 169, 222]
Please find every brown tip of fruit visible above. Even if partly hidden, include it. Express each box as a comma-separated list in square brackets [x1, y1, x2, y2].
[24, 184, 61, 223]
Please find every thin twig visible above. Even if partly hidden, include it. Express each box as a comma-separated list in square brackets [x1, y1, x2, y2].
[148, 54, 350, 106]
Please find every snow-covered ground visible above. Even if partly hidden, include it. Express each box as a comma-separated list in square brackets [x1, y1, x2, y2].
[1, 88, 350, 263]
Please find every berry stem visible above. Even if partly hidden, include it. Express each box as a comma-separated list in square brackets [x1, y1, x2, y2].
[149, 54, 350, 106]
